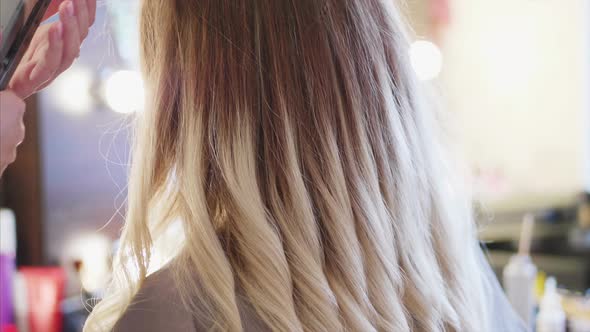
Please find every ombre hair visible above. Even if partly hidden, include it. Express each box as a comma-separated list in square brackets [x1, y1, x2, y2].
[85, 0, 492, 331]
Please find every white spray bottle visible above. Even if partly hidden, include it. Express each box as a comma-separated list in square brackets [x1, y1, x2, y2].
[503, 213, 538, 329]
[536, 277, 566, 332]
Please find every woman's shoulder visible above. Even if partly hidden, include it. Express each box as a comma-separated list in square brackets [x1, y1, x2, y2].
[113, 267, 270, 332]
[113, 268, 200, 332]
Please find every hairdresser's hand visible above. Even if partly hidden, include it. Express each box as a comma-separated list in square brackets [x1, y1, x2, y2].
[8, 0, 97, 99]
[0, 91, 26, 175]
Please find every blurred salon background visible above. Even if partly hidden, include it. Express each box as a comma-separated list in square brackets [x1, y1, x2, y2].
[0, 0, 589, 331]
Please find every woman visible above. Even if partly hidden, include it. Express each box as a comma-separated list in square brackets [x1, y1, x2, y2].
[86, 0, 525, 331]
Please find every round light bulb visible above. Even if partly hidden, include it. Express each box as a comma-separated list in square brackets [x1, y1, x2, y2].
[104, 70, 145, 114]
[409, 40, 443, 81]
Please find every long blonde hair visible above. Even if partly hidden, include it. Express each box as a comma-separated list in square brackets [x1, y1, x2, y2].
[86, 0, 491, 331]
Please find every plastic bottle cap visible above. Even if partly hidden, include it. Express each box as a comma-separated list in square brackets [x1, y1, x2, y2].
[0, 209, 17, 255]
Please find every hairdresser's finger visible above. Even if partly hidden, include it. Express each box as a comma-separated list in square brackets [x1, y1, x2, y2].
[9, 22, 64, 98]
[58, 1, 81, 72]
[25, 23, 56, 63]
[28, 23, 65, 89]
[26, 23, 51, 57]
[86, 0, 96, 25]
[73, 0, 89, 39]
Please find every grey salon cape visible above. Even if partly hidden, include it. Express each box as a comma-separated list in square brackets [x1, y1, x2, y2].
[113, 250, 529, 332]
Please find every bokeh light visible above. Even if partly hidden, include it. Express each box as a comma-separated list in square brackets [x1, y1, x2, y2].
[104, 70, 145, 114]
[409, 40, 443, 81]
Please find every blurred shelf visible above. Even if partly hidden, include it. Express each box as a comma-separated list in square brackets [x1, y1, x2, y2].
[486, 250, 589, 292]
[479, 218, 574, 242]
